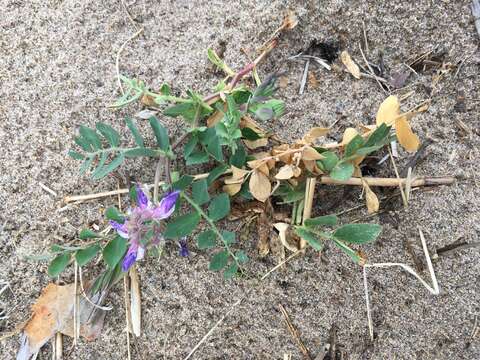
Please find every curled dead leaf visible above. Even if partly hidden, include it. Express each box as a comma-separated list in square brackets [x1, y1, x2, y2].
[302, 127, 330, 144]
[302, 146, 324, 160]
[362, 179, 380, 213]
[376, 95, 400, 126]
[340, 50, 361, 79]
[207, 110, 224, 127]
[249, 170, 271, 202]
[231, 166, 250, 180]
[275, 165, 295, 180]
[244, 138, 269, 150]
[273, 223, 298, 252]
[395, 116, 420, 152]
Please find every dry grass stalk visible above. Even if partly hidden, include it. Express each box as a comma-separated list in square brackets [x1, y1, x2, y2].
[278, 304, 312, 360]
[123, 276, 132, 360]
[129, 266, 142, 337]
[52, 332, 62, 360]
[363, 228, 439, 340]
[300, 178, 316, 248]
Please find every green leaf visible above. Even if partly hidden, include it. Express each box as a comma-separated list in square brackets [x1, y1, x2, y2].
[236, 250, 249, 263]
[364, 123, 391, 147]
[79, 229, 100, 240]
[149, 117, 170, 151]
[186, 151, 209, 165]
[68, 150, 84, 160]
[124, 148, 159, 157]
[96, 122, 120, 147]
[208, 193, 230, 221]
[184, 135, 198, 158]
[79, 156, 95, 175]
[48, 253, 71, 277]
[164, 211, 201, 238]
[209, 250, 229, 271]
[317, 151, 338, 172]
[221, 231, 235, 245]
[160, 83, 171, 96]
[294, 228, 324, 251]
[164, 102, 196, 123]
[91, 152, 108, 179]
[223, 263, 238, 279]
[92, 153, 125, 180]
[355, 145, 383, 156]
[197, 230, 217, 249]
[206, 134, 224, 161]
[241, 127, 262, 141]
[103, 236, 127, 268]
[333, 239, 363, 264]
[207, 165, 229, 186]
[79, 125, 102, 150]
[105, 206, 124, 222]
[74, 136, 93, 152]
[192, 179, 210, 205]
[345, 135, 365, 157]
[172, 175, 194, 191]
[304, 215, 338, 227]
[329, 162, 354, 181]
[75, 244, 101, 267]
[125, 118, 144, 147]
[229, 145, 246, 168]
[333, 224, 382, 244]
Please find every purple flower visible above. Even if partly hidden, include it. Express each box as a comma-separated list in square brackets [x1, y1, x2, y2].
[122, 244, 138, 272]
[136, 184, 149, 208]
[109, 186, 180, 272]
[153, 190, 180, 220]
[179, 237, 189, 257]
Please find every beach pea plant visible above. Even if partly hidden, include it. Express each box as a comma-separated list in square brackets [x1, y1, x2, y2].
[48, 46, 425, 291]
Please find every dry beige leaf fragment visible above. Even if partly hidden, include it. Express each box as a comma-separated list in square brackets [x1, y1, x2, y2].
[395, 116, 420, 152]
[376, 95, 400, 126]
[249, 170, 272, 202]
[341, 50, 361, 79]
[361, 179, 380, 213]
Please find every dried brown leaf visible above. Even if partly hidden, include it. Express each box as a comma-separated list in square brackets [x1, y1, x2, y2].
[278, 76, 289, 88]
[231, 166, 250, 180]
[273, 223, 298, 252]
[207, 110, 224, 127]
[376, 95, 400, 126]
[395, 116, 420, 152]
[282, 10, 298, 30]
[244, 138, 268, 150]
[302, 127, 329, 144]
[308, 71, 319, 89]
[249, 170, 271, 202]
[341, 50, 361, 79]
[362, 179, 379, 214]
[275, 165, 295, 180]
[302, 146, 324, 160]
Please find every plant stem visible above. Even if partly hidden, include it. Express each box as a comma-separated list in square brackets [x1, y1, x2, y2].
[181, 193, 239, 266]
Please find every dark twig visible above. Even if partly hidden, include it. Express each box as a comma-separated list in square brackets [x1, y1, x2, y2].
[278, 304, 313, 360]
[435, 241, 480, 258]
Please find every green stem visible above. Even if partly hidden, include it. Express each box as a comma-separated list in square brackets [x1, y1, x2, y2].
[182, 193, 239, 266]
[84, 146, 173, 159]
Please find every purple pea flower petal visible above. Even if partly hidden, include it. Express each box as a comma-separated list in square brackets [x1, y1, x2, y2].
[179, 238, 189, 257]
[153, 190, 180, 219]
[136, 184, 149, 209]
[122, 244, 138, 272]
[110, 220, 129, 239]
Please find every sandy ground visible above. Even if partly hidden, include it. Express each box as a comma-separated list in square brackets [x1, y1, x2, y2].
[1, 0, 480, 359]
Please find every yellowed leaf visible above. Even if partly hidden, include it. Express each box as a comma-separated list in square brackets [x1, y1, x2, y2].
[395, 116, 420, 152]
[231, 166, 250, 180]
[340, 50, 361, 79]
[223, 183, 242, 196]
[249, 170, 271, 202]
[207, 110, 224, 127]
[362, 179, 379, 214]
[376, 95, 400, 126]
[341, 128, 359, 145]
[302, 127, 329, 143]
[302, 146, 324, 160]
[275, 165, 295, 180]
[244, 138, 268, 149]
